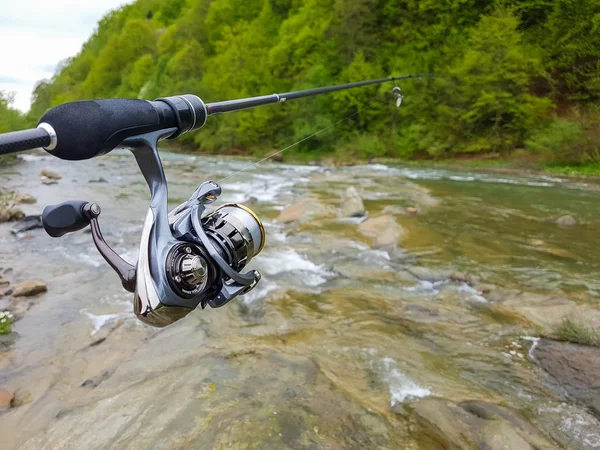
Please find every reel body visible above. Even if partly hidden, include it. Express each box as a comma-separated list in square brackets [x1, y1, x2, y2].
[42, 130, 264, 327]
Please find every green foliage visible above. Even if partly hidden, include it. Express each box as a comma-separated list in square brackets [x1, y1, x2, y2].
[0, 92, 28, 163]
[25, 0, 599, 160]
[0, 311, 12, 335]
[554, 318, 600, 347]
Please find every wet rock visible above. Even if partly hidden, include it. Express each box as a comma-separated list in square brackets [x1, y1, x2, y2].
[340, 186, 365, 217]
[7, 297, 37, 321]
[357, 215, 404, 250]
[528, 238, 578, 259]
[12, 280, 47, 297]
[14, 192, 36, 204]
[499, 292, 600, 332]
[556, 215, 576, 228]
[0, 277, 9, 288]
[88, 177, 107, 183]
[408, 397, 557, 449]
[40, 169, 61, 180]
[276, 198, 331, 224]
[11, 215, 43, 234]
[0, 206, 25, 223]
[40, 176, 58, 185]
[533, 339, 600, 417]
[4, 267, 13, 275]
[407, 266, 453, 283]
[473, 283, 495, 294]
[81, 370, 113, 389]
[0, 387, 15, 411]
[450, 272, 472, 283]
[381, 205, 418, 216]
[11, 389, 32, 407]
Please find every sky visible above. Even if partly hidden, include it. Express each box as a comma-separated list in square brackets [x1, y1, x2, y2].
[0, 0, 129, 112]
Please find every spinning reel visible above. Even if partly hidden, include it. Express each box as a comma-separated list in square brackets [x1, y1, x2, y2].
[41, 130, 264, 327]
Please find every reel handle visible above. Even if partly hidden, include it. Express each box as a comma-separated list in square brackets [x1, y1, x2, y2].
[42, 200, 90, 237]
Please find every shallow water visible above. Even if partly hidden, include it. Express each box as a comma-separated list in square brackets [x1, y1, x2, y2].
[1, 152, 599, 449]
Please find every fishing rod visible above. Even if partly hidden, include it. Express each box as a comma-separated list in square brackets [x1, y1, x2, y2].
[0, 73, 430, 327]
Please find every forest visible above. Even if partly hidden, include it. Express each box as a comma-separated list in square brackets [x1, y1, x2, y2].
[2, 0, 599, 168]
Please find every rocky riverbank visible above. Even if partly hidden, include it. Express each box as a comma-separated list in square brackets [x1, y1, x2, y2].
[1, 153, 600, 449]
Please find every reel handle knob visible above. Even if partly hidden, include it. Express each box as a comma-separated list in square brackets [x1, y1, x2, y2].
[42, 200, 91, 237]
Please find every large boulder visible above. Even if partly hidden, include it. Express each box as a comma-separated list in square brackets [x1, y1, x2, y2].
[12, 280, 47, 297]
[357, 215, 404, 250]
[340, 186, 365, 217]
[533, 339, 600, 416]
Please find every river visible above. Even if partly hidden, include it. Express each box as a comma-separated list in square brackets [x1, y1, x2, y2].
[1, 151, 599, 449]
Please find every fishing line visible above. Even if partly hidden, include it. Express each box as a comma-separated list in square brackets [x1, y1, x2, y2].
[215, 96, 385, 184]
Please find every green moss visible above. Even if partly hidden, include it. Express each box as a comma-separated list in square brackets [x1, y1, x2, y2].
[0, 311, 13, 335]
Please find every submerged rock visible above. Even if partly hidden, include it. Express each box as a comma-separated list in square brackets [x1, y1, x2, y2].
[11, 389, 32, 407]
[12, 280, 47, 297]
[10, 215, 43, 234]
[408, 266, 453, 283]
[556, 214, 576, 228]
[88, 177, 107, 183]
[340, 186, 365, 217]
[40, 169, 61, 180]
[533, 339, 600, 417]
[408, 397, 558, 449]
[357, 215, 404, 250]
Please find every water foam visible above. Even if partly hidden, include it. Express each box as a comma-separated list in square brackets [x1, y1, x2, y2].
[378, 357, 432, 406]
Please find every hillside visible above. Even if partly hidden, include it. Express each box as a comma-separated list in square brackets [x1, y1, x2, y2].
[25, 0, 600, 164]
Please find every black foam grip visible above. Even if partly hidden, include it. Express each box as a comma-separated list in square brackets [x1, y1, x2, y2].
[0, 128, 51, 156]
[38, 99, 164, 161]
[42, 201, 90, 237]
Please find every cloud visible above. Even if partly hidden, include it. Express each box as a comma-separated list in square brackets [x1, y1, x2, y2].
[0, 0, 129, 112]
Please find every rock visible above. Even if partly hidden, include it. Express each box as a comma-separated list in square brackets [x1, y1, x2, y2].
[556, 215, 576, 228]
[0, 278, 9, 288]
[533, 339, 600, 416]
[14, 192, 36, 204]
[381, 205, 418, 216]
[528, 238, 578, 260]
[40, 169, 61, 180]
[408, 266, 453, 283]
[10, 215, 43, 234]
[12, 280, 47, 297]
[0, 206, 25, 223]
[357, 215, 404, 250]
[40, 176, 58, 185]
[11, 388, 32, 407]
[408, 397, 557, 450]
[0, 332, 18, 351]
[340, 186, 365, 217]
[3, 288, 13, 297]
[450, 272, 471, 283]
[474, 283, 496, 294]
[88, 177, 107, 183]
[0, 387, 15, 411]
[276, 199, 332, 224]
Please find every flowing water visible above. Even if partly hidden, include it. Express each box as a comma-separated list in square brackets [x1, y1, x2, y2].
[1, 152, 600, 449]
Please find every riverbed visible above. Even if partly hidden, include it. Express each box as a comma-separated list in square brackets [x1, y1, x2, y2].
[1, 151, 599, 449]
